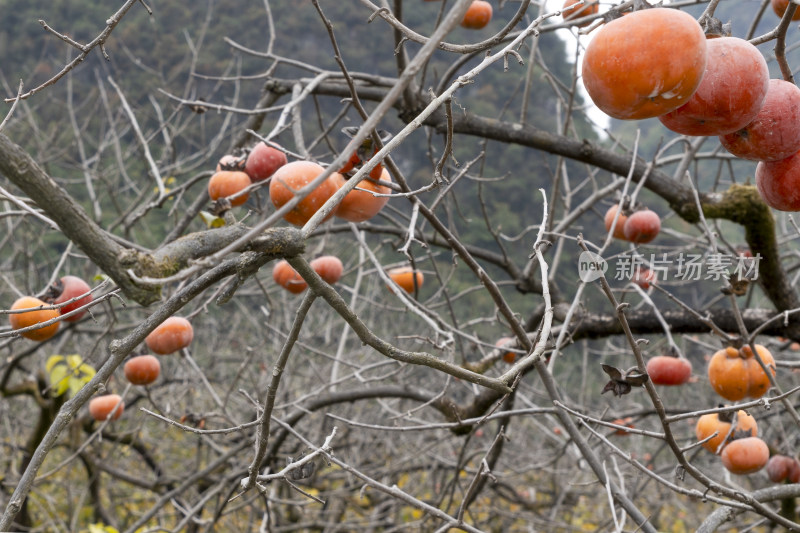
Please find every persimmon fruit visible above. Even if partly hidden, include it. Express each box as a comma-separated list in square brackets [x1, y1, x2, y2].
[659, 37, 769, 136]
[461, 1, 492, 29]
[695, 409, 757, 453]
[48, 275, 93, 322]
[720, 80, 800, 162]
[707, 345, 775, 401]
[646, 356, 691, 385]
[332, 167, 392, 223]
[208, 170, 252, 206]
[562, 0, 599, 26]
[632, 268, 656, 290]
[771, 0, 800, 20]
[767, 454, 800, 483]
[582, 8, 707, 120]
[623, 210, 660, 244]
[495, 337, 517, 364]
[216, 154, 246, 172]
[124, 355, 161, 386]
[273, 260, 308, 294]
[269, 161, 341, 226]
[720, 436, 770, 475]
[603, 205, 628, 240]
[89, 394, 125, 421]
[310, 255, 344, 285]
[145, 316, 194, 355]
[245, 143, 287, 182]
[756, 150, 800, 211]
[9, 296, 60, 342]
[611, 417, 635, 436]
[387, 266, 424, 294]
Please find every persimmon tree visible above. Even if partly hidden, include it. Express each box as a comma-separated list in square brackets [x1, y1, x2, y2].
[2, 0, 800, 531]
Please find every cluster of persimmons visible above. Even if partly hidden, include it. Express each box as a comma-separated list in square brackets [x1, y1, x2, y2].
[6, 135, 429, 424]
[210, 137, 425, 296]
[578, 4, 800, 211]
[6, 276, 195, 422]
[553, 1, 799, 477]
[88, 316, 195, 422]
[591, 346, 780, 476]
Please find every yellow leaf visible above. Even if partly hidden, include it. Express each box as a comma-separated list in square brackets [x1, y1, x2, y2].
[396, 473, 410, 489]
[68, 379, 84, 398]
[199, 211, 226, 228]
[45, 354, 96, 398]
[45, 355, 65, 374]
[49, 365, 70, 396]
[84, 524, 118, 533]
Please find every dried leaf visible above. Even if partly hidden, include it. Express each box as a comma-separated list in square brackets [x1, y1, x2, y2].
[601, 364, 649, 397]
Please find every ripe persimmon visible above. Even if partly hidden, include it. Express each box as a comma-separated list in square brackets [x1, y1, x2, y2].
[495, 337, 517, 364]
[124, 355, 161, 385]
[611, 417, 635, 436]
[720, 436, 770, 475]
[9, 296, 60, 342]
[707, 345, 775, 401]
[604, 205, 628, 240]
[721, 80, 800, 162]
[461, 1, 492, 29]
[245, 142, 287, 182]
[695, 409, 757, 454]
[47, 275, 93, 322]
[273, 260, 308, 294]
[623, 210, 660, 244]
[89, 394, 125, 421]
[756, 150, 800, 211]
[582, 8, 707, 120]
[771, 0, 800, 20]
[310, 256, 343, 285]
[387, 266, 424, 294]
[216, 154, 246, 172]
[562, 0, 599, 27]
[767, 454, 800, 483]
[659, 37, 769, 136]
[269, 161, 341, 226]
[632, 268, 656, 290]
[208, 170, 252, 206]
[646, 356, 691, 385]
[145, 316, 194, 355]
[332, 167, 392, 223]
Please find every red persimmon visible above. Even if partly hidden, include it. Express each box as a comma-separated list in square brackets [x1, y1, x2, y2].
[659, 37, 769, 136]
[646, 356, 691, 385]
[145, 316, 194, 355]
[623, 210, 661, 244]
[721, 79, 800, 162]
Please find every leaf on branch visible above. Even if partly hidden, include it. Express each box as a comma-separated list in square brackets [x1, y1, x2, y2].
[46, 354, 97, 398]
[600, 363, 648, 397]
[199, 210, 226, 228]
